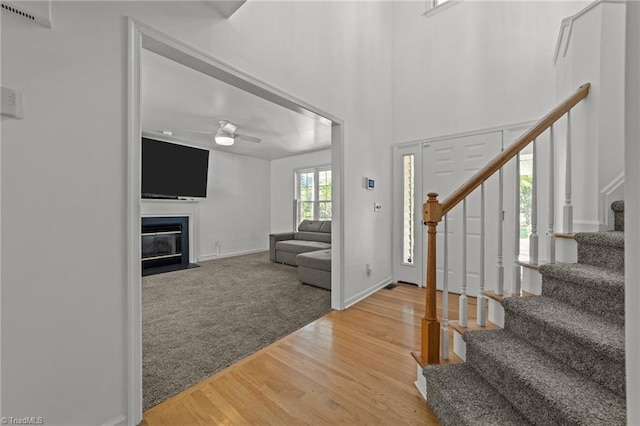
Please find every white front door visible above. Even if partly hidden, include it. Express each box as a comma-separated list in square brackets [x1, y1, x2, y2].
[422, 132, 503, 294]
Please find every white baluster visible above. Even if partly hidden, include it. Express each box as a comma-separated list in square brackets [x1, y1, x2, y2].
[441, 214, 449, 360]
[549, 125, 556, 264]
[497, 167, 504, 295]
[564, 110, 573, 233]
[530, 139, 539, 265]
[513, 153, 522, 296]
[460, 199, 468, 328]
[477, 183, 487, 326]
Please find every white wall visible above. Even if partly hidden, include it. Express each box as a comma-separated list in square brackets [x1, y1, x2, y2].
[1, 1, 392, 424]
[270, 149, 331, 234]
[555, 1, 626, 231]
[625, 1, 640, 422]
[199, 150, 270, 259]
[391, 1, 588, 143]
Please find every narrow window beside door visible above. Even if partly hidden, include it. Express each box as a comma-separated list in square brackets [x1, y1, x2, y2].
[403, 154, 415, 264]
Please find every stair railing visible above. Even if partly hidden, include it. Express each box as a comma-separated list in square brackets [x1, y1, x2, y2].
[413, 83, 591, 366]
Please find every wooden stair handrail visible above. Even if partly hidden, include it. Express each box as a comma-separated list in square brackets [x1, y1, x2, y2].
[440, 83, 590, 217]
[417, 83, 590, 367]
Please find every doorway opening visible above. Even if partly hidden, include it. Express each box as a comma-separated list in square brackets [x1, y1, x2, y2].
[127, 18, 345, 422]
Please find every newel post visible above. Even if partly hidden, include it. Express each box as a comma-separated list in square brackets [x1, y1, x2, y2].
[421, 193, 443, 364]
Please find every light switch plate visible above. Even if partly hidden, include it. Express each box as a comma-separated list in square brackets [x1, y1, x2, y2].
[1, 86, 24, 119]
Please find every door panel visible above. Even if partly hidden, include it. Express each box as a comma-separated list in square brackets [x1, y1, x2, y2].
[422, 132, 503, 295]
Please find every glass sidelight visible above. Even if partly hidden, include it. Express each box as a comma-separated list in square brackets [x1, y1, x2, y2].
[403, 154, 415, 264]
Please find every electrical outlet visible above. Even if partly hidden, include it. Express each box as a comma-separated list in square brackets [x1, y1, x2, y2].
[366, 263, 372, 276]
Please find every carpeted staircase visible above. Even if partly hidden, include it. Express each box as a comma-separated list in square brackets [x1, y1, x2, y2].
[424, 201, 627, 425]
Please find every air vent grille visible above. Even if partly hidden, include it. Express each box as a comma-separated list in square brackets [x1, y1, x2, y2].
[1, 1, 51, 28]
[1, 2, 36, 21]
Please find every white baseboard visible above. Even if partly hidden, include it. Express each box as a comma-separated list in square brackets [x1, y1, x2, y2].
[101, 414, 127, 426]
[453, 329, 466, 361]
[488, 298, 505, 328]
[556, 238, 578, 264]
[522, 268, 542, 295]
[343, 276, 393, 309]
[571, 220, 602, 233]
[414, 363, 427, 400]
[198, 248, 268, 262]
[599, 172, 624, 231]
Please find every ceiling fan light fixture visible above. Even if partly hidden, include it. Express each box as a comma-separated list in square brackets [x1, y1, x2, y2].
[215, 132, 235, 146]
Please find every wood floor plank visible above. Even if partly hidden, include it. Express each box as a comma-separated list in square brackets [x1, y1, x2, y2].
[143, 284, 474, 425]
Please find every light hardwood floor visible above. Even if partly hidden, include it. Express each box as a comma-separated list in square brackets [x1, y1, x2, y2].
[142, 284, 476, 425]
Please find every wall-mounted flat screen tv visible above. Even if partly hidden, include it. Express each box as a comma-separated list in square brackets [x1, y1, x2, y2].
[142, 137, 210, 198]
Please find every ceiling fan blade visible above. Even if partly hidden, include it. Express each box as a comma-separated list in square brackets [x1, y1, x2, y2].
[177, 129, 216, 135]
[146, 129, 177, 136]
[236, 133, 262, 143]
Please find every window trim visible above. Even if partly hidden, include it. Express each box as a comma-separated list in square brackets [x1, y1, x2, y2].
[295, 165, 332, 225]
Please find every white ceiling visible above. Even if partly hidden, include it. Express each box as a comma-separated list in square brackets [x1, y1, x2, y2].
[141, 50, 332, 160]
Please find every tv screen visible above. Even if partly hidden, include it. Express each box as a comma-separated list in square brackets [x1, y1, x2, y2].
[142, 137, 210, 198]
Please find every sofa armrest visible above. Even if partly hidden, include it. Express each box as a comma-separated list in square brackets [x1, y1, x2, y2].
[269, 232, 295, 262]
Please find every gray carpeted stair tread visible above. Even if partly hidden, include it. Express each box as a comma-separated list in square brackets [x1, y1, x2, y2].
[424, 363, 532, 426]
[540, 263, 625, 326]
[503, 295, 626, 397]
[464, 330, 626, 425]
[574, 231, 624, 248]
[575, 231, 624, 271]
[539, 263, 624, 293]
[501, 296, 624, 358]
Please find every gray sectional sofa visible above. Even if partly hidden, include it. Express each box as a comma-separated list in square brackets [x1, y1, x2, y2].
[269, 220, 331, 290]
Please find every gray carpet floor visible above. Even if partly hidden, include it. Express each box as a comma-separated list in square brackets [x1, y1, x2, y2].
[142, 251, 331, 410]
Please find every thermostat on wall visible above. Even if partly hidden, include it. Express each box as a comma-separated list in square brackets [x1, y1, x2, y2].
[364, 177, 375, 190]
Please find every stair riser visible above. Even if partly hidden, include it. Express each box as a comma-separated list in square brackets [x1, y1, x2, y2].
[466, 347, 571, 426]
[614, 210, 624, 231]
[504, 310, 625, 397]
[577, 244, 624, 272]
[542, 277, 624, 326]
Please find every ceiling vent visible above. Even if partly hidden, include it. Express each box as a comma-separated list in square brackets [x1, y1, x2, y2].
[1, 1, 51, 28]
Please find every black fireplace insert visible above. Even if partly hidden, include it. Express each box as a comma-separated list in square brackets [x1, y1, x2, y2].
[141, 216, 196, 276]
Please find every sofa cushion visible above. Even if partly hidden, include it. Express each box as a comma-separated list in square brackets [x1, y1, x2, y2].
[298, 220, 325, 232]
[294, 231, 331, 243]
[296, 249, 331, 271]
[275, 240, 331, 254]
[319, 221, 331, 233]
[269, 232, 295, 262]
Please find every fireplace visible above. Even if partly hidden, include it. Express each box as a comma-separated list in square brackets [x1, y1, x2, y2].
[141, 216, 192, 276]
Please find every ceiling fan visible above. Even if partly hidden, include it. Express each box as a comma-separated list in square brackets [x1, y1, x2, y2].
[177, 120, 262, 146]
